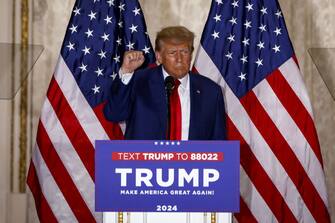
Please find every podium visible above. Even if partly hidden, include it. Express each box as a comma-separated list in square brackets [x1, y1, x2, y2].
[95, 141, 239, 223]
[103, 212, 232, 223]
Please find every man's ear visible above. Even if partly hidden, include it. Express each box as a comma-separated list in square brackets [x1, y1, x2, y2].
[155, 51, 162, 64]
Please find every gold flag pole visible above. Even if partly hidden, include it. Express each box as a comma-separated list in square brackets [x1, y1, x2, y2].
[18, 0, 29, 193]
[10, 0, 17, 193]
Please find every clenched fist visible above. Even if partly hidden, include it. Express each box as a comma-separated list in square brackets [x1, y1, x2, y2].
[120, 51, 145, 73]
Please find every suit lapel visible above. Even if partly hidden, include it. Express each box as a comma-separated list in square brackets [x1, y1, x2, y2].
[148, 66, 167, 137]
[188, 74, 201, 140]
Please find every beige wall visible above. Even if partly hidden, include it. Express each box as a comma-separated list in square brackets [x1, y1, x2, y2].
[0, 0, 334, 222]
[1, 1, 16, 223]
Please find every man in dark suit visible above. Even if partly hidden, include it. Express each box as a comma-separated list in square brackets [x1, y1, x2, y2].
[104, 26, 226, 140]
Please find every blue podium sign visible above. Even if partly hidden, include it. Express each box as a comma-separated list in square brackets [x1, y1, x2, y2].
[95, 140, 239, 212]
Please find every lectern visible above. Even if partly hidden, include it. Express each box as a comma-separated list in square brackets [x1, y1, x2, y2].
[95, 141, 240, 223]
[103, 212, 231, 223]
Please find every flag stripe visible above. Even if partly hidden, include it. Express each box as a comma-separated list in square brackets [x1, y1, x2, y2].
[255, 75, 327, 205]
[47, 77, 95, 180]
[226, 117, 297, 222]
[194, 46, 315, 222]
[36, 121, 96, 222]
[292, 56, 300, 69]
[31, 145, 78, 222]
[27, 163, 58, 223]
[267, 68, 323, 166]
[240, 90, 329, 222]
[54, 57, 109, 144]
[40, 98, 101, 222]
[93, 102, 124, 140]
[234, 196, 258, 223]
[239, 165, 277, 222]
[278, 58, 313, 116]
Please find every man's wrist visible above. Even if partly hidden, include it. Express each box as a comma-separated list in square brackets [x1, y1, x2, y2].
[119, 68, 134, 85]
[120, 67, 134, 74]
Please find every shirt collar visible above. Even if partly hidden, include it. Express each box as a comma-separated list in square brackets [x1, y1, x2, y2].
[162, 66, 189, 90]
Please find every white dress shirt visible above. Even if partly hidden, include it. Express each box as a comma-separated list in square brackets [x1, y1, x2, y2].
[119, 67, 191, 140]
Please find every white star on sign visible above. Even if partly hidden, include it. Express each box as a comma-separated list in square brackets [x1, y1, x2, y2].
[213, 14, 221, 22]
[69, 24, 78, 34]
[272, 44, 281, 53]
[98, 50, 107, 59]
[92, 85, 101, 94]
[82, 46, 91, 55]
[238, 72, 247, 81]
[142, 46, 151, 54]
[118, 21, 123, 28]
[126, 41, 135, 50]
[101, 33, 110, 41]
[274, 27, 282, 36]
[129, 24, 138, 33]
[88, 11, 97, 20]
[104, 15, 112, 24]
[255, 58, 263, 67]
[212, 31, 220, 39]
[85, 28, 94, 38]
[79, 63, 88, 72]
[73, 7, 80, 16]
[66, 42, 75, 51]
[133, 7, 141, 16]
[95, 67, 104, 77]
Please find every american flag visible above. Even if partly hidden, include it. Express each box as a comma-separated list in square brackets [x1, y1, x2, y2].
[27, 0, 155, 222]
[194, 0, 330, 222]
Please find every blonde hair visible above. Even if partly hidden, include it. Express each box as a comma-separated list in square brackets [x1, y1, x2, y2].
[155, 26, 195, 52]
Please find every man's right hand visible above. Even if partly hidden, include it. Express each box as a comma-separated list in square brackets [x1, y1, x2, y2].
[120, 51, 145, 73]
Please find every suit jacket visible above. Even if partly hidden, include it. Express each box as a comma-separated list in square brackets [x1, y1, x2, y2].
[103, 65, 226, 140]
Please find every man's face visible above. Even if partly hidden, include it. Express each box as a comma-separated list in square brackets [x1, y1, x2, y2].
[155, 40, 192, 79]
